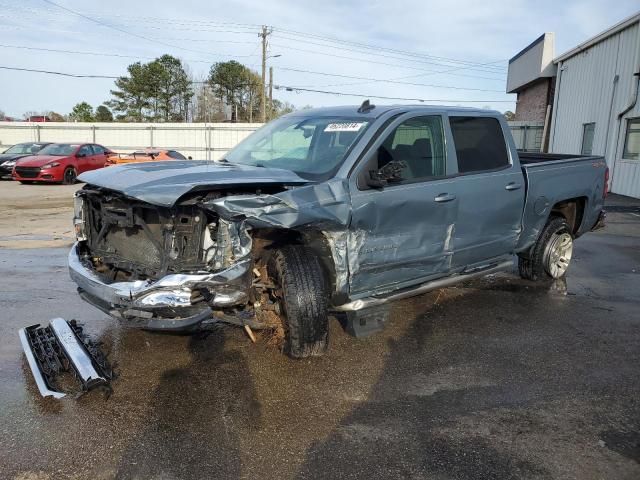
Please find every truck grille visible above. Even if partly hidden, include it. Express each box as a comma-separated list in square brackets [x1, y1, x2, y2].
[15, 166, 41, 178]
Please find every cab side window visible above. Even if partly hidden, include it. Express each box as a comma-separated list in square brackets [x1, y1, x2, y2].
[375, 115, 447, 182]
[449, 116, 509, 173]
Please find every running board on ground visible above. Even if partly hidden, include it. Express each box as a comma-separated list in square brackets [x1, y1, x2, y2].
[19, 318, 113, 399]
[333, 260, 514, 311]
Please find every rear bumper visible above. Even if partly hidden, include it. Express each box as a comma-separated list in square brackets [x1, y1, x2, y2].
[68, 243, 251, 330]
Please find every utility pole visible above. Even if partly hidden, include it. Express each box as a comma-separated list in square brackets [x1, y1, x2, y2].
[269, 66, 273, 120]
[259, 25, 272, 123]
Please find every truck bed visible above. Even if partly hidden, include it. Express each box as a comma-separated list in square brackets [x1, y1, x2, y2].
[516, 151, 607, 252]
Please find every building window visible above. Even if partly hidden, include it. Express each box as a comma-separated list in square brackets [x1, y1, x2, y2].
[581, 123, 595, 155]
[623, 118, 640, 160]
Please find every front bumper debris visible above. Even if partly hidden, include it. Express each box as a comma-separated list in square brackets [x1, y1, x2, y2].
[19, 318, 113, 399]
[68, 243, 251, 329]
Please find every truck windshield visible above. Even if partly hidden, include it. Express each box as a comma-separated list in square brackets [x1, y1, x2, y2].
[225, 116, 371, 179]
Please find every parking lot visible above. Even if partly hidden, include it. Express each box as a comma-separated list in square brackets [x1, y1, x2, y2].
[0, 181, 639, 480]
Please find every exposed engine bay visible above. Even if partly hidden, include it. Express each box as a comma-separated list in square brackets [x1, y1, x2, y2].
[72, 185, 302, 329]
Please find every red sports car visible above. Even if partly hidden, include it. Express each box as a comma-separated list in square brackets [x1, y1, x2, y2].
[13, 143, 113, 184]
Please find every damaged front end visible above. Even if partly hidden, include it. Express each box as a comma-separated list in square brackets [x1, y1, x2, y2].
[71, 187, 257, 330]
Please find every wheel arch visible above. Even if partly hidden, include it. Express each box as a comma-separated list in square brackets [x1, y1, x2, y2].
[251, 227, 341, 301]
[549, 196, 588, 236]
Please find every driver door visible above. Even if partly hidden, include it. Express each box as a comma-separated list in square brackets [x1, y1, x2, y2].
[348, 112, 460, 295]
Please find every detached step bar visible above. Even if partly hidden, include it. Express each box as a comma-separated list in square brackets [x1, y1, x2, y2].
[19, 318, 113, 399]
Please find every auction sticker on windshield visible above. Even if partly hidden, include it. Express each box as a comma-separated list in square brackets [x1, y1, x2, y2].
[324, 122, 366, 132]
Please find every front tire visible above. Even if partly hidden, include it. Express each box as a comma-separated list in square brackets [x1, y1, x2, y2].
[62, 167, 77, 185]
[269, 246, 329, 358]
[518, 216, 574, 281]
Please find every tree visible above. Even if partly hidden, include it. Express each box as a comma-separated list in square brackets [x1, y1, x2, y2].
[107, 55, 193, 122]
[504, 110, 516, 121]
[48, 111, 65, 121]
[0, 109, 5, 121]
[95, 105, 114, 122]
[208, 61, 262, 122]
[190, 82, 227, 122]
[152, 55, 193, 121]
[269, 99, 296, 120]
[69, 102, 94, 122]
[108, 62, 152, 121]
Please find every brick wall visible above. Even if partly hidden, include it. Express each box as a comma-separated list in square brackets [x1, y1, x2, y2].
[514, 78, 553, 122]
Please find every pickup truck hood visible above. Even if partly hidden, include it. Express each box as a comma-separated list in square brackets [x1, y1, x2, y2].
[78, 160, 310, 206]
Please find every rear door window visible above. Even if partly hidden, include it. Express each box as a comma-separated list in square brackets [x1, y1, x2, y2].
[91, 144, 105, 155]
[450, 116, 509, 173]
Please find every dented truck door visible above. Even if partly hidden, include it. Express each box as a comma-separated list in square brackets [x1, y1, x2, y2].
[347, 112, 459, 294]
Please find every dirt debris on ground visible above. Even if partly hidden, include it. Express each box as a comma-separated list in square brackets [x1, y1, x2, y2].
[0, 181, 80, 249]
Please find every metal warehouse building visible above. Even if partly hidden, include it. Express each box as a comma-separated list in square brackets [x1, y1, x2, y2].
[508, 13, 640, 198]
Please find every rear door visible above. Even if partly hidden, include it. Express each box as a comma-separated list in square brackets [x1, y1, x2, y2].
[348, 112, 460, 294]
[448, 115, 525, 268]
[75, 144, 93, 173]
[90, 144, 108, 169]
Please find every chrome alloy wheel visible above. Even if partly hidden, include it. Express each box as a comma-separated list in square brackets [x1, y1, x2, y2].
[543, 232, 573, 278]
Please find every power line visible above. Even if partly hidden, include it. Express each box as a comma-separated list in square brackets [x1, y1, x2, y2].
[0, 65, 117, 78]
[274, 84, 514, 103]
[0, 43, 255, 61]
[6, 3, 507, 75]
[39, 0, 247, 57]
[271, 66, 504, 92]
[271, 35, 506, 75]
[0, 43, 507, 93]
[271, 43, 504, 82]
[0, 65, 513, 104]
[271, 28, 507, 71]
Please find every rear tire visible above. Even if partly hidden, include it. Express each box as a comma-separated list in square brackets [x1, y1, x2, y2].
[269, 246, 329, 358]
[62, 167, 77, 185]
[518, 216, 573, 281]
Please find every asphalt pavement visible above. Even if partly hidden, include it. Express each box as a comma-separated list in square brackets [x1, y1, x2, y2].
[0, 198, 638, 480]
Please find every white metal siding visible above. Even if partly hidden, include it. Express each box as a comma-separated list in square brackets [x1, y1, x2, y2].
[0, 122, 263, 161]
[549, 21, 640, 198]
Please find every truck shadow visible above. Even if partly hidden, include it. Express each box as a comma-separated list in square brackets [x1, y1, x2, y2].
[292, 278, 572, 479]
[114, 326, 261, 479]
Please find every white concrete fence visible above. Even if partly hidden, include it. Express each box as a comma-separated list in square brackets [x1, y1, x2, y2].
[0, 121, 544, 159]
[0, 122, 263, 161]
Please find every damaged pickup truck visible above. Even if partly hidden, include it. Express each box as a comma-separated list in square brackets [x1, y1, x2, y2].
[61, 104, 606, 361]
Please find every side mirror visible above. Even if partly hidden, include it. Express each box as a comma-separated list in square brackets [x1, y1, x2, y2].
[188, 156, 193, 160]
[366, 160, 407, 189]
[76, 152, 86, 158]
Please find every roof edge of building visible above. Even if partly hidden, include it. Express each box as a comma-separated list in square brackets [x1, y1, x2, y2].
[554, 11, 640, 64]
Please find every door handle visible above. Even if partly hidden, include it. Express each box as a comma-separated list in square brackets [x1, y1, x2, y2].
[505, 182, 522, 191]
[434, 193, 456, 203]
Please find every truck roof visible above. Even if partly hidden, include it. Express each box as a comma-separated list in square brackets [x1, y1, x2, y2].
[289, 104, 501, 119]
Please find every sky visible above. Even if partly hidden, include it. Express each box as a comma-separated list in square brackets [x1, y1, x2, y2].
[0, 0, 639, 118]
